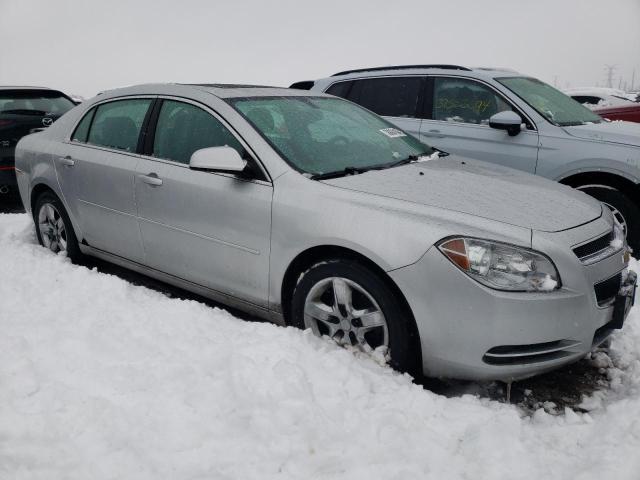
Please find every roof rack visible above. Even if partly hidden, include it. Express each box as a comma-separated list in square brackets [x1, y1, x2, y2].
[186, 83, 278, 89]
[331, 64, 471, 77]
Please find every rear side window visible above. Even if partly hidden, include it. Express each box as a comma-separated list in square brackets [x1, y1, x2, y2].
[325, 81, 353, 99]
[71, 108, 95, 142]
[348, 77, 423, 118]
[433, 77, 514, 125]
[87, 99, 152, 152]
[152, 100, 245, 164]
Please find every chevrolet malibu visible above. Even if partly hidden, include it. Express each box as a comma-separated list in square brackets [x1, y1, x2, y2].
[15, 84, 637, 381]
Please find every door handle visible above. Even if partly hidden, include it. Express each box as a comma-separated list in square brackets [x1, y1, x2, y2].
[59, 156, 75, 167]
[138, 173, 163, 186]
[422, 129, 445, 139]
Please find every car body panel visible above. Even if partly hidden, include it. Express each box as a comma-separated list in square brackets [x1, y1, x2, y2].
[592, 105, 640, 123]
[321, 158, 602, 232]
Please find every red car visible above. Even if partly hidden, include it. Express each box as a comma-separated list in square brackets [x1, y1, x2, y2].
[593, 103, 640, 123]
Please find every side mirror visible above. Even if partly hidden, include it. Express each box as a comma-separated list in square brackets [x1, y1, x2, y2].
[189, 146, 247, 173]
[489, 111, 523, 136]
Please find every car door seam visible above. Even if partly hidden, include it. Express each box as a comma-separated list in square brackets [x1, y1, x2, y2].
[137, 215, 260, 255]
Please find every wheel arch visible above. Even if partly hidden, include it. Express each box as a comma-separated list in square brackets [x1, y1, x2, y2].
[281, 245, 418, 331]
[30, 182, 58, 216]
[29, 182, 84, 243]
[280, 244, 423, 375]
[559, 171, 640, 201]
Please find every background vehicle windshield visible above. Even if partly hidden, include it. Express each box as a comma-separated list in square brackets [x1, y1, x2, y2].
[498, 77, 602, 126]
[231, 96, 430, 175]
[0, 90, 75, 116]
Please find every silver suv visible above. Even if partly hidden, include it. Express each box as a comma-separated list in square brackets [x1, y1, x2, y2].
[297, 65, 640, 251]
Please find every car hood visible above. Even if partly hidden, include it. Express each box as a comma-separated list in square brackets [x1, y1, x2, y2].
[562, 120, 640, 147]
[322, 157, 602, 232]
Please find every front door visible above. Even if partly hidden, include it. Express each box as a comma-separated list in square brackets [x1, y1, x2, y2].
[135, 99, 272, 307]
[420, 76, 539, 173]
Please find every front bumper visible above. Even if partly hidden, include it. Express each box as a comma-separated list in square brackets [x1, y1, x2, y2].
[390, 216, 635, 381]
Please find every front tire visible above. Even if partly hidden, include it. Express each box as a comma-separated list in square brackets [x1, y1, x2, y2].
[290, 259, 420, 375]
[34, 191, 82, 262]
[579, 186, 640, 252]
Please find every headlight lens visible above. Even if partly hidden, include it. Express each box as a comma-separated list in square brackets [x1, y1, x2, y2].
[438, 237, 560, 292]
[611, 218, 625, 251]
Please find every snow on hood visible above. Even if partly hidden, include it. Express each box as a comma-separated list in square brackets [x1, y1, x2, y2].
[323, 157, 602, 232]
[563, 120, 640, 148]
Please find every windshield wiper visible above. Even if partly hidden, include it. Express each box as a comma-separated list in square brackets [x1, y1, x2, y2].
[385, 148, 450, 169]
[309, 148, 450, 181]
[309, 166, 369, 180]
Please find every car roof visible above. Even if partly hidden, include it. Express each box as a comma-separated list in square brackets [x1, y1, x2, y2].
[0, 86, 56, 91]
[98, 83, 328, 100]
[312, 65, 523, 84]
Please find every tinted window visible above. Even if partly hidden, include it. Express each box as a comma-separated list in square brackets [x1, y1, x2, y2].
[153, 100, 245, 164]
[433, 77, 514, 125]
[349, 77, 422, 118]
[0, 90, 75, 115]
[87, 99, 152, 152]
[71, 108, 95, 142]
[325, 81, 353, 99]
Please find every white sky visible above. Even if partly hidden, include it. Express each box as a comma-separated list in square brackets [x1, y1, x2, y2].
[1, 0, 639, 98]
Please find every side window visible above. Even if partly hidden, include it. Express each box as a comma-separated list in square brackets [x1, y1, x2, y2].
[87, 99, 152, 152]
[433, 77, 514, 125]
[71, 108, 95, 143]
[152, 100, 246, 165]
[572, 95, 602, 105]
[325, 81, 353, 99]
[349, 77, 423, 118]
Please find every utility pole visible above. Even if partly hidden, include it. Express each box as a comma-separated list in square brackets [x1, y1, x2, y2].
[632, 69, 636, 91]
[604, 64, 617, 88]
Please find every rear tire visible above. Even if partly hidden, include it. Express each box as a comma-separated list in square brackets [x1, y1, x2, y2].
[290, 259, 420, 376]
[33, 191, 82, 262]
[579, 186, 640, 252]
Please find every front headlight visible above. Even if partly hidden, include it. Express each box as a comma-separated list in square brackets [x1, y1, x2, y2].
[437, 237, 561, 292]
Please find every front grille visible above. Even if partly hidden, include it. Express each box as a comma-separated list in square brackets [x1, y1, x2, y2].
[573, 231, 614, 261]
[594, 272, 622, 306]
[483, 339, 582, 365]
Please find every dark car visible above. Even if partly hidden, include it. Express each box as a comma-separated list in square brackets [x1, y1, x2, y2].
[1, 87, 76, 195]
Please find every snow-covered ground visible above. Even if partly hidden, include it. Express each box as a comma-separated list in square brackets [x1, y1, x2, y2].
[1, 213, 640, 480]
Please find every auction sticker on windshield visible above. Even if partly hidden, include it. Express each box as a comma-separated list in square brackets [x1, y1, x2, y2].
[379, 128, 407, 138]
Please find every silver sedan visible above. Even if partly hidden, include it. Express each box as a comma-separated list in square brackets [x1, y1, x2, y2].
[15, 84, 637, 381]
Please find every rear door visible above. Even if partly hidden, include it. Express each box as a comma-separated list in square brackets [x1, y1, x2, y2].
[420, 76, 540, 173]
[135, 98, 273, 307]
[64, 97, 153, 262]
[326, 76, 425, 138]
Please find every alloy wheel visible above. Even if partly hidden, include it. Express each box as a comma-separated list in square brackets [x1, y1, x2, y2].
[37, 202, 67, 253]
[303, 277, 389, 351]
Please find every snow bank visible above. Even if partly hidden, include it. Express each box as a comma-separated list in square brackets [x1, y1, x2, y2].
[1, 214, 639, 480]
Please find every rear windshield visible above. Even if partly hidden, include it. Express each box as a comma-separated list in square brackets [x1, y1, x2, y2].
[0, 90, 75, 116]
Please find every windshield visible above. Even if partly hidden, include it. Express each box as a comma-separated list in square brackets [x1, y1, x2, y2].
[230, 96, 430, 175]
[497, 77, 602, 126]
[0, 90, 75, 115]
